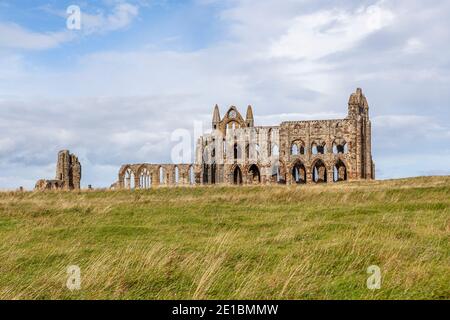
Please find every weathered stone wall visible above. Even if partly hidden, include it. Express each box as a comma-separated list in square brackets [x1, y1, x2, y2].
[196, 88, 374, 185]
[116, 88, 374, 188]
[278, 119, 357, 183]
[34, 179, 64, 190]
[35, 150, 81, 191]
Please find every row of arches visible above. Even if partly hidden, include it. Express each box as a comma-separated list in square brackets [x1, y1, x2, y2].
[204, 143, 267, 163]
[202, 162, 263, 184]
[291, 140, 349, 156]
[230, 159, 347, 185]
[203, 140, 348, 165]
[232, 164, 261, 184]
[120, 160, 349, 189]
[288, 159, 347, 183]
[121, 165, 197, 189]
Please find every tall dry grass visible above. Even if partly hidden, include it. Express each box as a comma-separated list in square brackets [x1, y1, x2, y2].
[0, 176, 448, 299]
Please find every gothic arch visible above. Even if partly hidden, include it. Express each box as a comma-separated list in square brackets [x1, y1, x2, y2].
[158, 166, 166, 185]
[311, 140, 327, 155]
[291, 160, 306, 184]
[202, 146, 210, 164]
[139, 167, 152, 189]
[119, 165, 134, 180]
[125, 167, 136, 189]
[332, 138, 348, 154]
[232, 165, 243, 185]
[271, 159, 286, 184]
[233, 143, 242, 160]
[311, 159, 327, 183]
[291, 139, 305, 156]
[333, 159, 348, 182]
[247, 164, 261, 184]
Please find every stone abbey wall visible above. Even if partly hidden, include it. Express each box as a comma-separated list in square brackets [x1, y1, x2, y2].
[117, 88, 374, 189]
[116, 164, 201, 189]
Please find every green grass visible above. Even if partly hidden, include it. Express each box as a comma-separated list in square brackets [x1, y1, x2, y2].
[0, 176, 449, 300]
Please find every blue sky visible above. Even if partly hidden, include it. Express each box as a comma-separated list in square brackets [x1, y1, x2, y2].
[0, 0, 449, 189]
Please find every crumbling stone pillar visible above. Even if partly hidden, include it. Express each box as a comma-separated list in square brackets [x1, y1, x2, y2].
[56, 150, 81, 190]
[36, 150, 81, 191]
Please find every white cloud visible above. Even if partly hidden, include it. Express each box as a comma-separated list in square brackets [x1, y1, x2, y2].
[81, 3, 139, 35]
[403, 38, 425, 54]
[372, 115, 449, 141]
[0, 137, 15, 153]
[0, 2, 140, 52]
[256, 112, 345, 126]
[270, 2, 395, 59]
[373, 115, 431, 127]
[0, 22, 73, 50]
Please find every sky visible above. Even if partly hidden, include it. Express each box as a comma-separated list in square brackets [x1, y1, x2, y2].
[0, 0, 449, 189]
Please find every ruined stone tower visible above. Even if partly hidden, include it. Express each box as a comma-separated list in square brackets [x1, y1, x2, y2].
[56, 150, 81, 190]
[347, 88, 375, 180]
[35, 150, 81, 191]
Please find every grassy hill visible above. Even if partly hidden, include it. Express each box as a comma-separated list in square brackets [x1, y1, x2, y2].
[0, 176, 448, 300]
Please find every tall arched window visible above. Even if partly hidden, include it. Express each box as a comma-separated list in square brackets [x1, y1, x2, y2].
[233, 166, 243, 184]
[333, 160, 347, 182]
[248, 164, 261, 184]
[255, 144, 260, 159]
[140, 168, 151, 189]
[312, 160, 327, 183]
[203, 147, 210, 164]
[234, 143, 242, 160]
[292, 162, 306, 184]
[125, 168, 135, 189]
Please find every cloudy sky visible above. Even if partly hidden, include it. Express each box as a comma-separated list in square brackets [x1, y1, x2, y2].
[0, 0, 449, 189]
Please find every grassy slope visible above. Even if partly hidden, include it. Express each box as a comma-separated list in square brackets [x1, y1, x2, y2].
[0, 176, 448, 300]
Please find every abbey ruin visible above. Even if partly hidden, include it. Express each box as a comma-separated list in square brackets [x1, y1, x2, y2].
[117, 88, 375, 188]
[35, 150, 81, 190]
